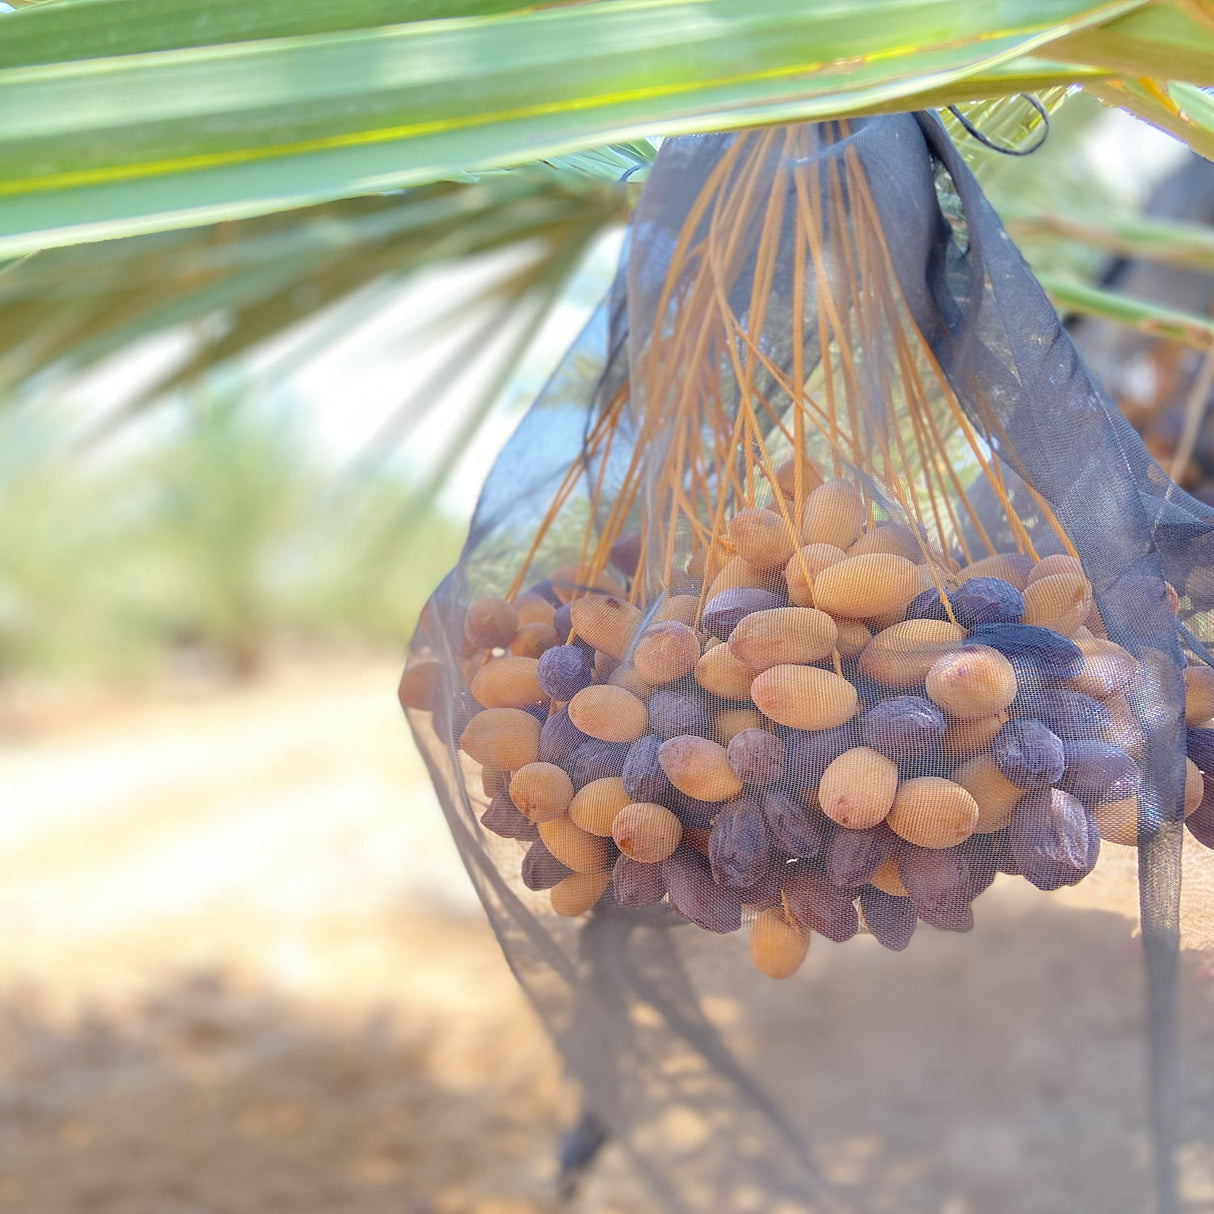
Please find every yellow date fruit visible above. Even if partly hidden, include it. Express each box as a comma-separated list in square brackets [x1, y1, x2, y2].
[569, 777, 632, 837]
[694, 642, 757, 701]
[957, 552, 1034, 591]
[398, 660, 443, 712]
[749, 909, 809, 979]
[1186, 757, 1204, 817]
[1021, 570, 1092, 635]
[464, 597, 519, 650]
[509, 762, 575, 822]
[847, 522, 924, 562]
[550, 871, 611, 916]
[858, 620, 967, 688]
[925, 646, 1017, 720]
[611, 802, 683, 863]
[834, 619, 872, 659]
[707, 554, 780, 600]
[799, 479, 865, 549]
[713, 707, 764, 746]
[1025, 554, 1085, 587]
[1070, 638, 1139, 700]
[508, 621, 559, 658]
[471, 655, 545, 709]
[538, 816, 610, 874]
[1185, 665, 1214, 724]
[567, 685, 648, 743]
[886, 777, 979, 848]
[869, 856, 908, 897]
[812, 553, 921, 619]
[729, 506, 798, 570]
[784, 542, 849, 607]
[817, 747, 898, 830]
[634, 621, 701, 686]
[952, 753, 1022, 833]
[728, 607, 838, 670]
[514, 593, 557, 628]
[569, 594, 642, 660]
[654, 594, 701, 626]
[750, 665, 859, 731]
[459, 708, 541, 771]
[1091, 796, 1138, 847]
[657, 736, 744, 802]
[941, 712, 1008, 761]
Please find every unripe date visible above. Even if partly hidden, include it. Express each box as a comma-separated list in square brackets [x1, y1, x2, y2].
[509, 762, 575, 822]
[612, 802, 683, 863]
[749, 909, 809, 978]
[728, 607, 837, 670]
[812, 553, 921, 619]
[658, 735, 744, 802]
[750, 665, 858, 731]
[569, 776, 631, 836]
[460, 708, 541, 770]
[886, 777, 979, 848]
[569, 594, 642, 659]
[568, 685, 648, 743]
[817, 747, 898, 830]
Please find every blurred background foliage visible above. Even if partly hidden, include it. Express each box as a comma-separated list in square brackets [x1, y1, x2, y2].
[1, 0, 1214, 688]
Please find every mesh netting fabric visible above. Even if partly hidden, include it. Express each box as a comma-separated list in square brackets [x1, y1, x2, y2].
[402, 113, 1214, 1212]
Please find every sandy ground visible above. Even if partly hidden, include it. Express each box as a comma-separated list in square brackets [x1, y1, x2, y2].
[0, 656, 1211, 1213]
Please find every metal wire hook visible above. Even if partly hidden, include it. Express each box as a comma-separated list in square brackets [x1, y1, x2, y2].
[947, 94, 1051, 157]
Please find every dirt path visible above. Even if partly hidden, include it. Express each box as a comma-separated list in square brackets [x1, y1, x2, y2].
[0, 659, 1211, 1213]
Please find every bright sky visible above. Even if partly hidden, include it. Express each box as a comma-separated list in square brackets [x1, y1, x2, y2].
[45, 105, 1186, 530]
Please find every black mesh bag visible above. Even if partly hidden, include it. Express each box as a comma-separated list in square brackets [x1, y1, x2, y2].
[401, 113, 1214, 1213]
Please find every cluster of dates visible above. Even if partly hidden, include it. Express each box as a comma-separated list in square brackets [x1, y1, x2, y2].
[404, 476, 1214, 979]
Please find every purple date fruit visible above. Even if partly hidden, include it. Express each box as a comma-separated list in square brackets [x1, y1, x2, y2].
[727, 728, 786, 785]
[1013, 689, 1111, 741]
[480, 788, 539, 841]
[611, 854, 667, 907]
[899, 847, 973, 932]
[860, 695, 945, 761]
[667, 789, 718, 830]
[906, 588, 951, 622]
[957, 832, 1002, 897]
[1187, 726, 1214, 776]
[708, 796, 772, 890]
[566, 740, 629, 789]
[647, 688, 712, 740]
[859, 886, 916, 951]
[702, 588, 784, 639]
[782, 723, 857, 790]
[608, 533, 642, 578]
[740, 859, 789, 911]
[622, 734, 671, 803]
[1059, 740, 1140, 803]
[760, 787, 829, 859]
[1009, 786, 1100, 891]
[521, 840, 572, 890]
[992, 719, 1065, 789]
[968, 623, 1083, 681]
[782, 865, 859, 942]
[826, 823, 894, 888]
[537, 644, 595, 700]
[949, 577, 1024, 628]
[661, 847, 743, 933]
[538, 706, 588, 764]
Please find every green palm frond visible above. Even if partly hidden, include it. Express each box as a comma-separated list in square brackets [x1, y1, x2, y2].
[2, 0, 1213, 256]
